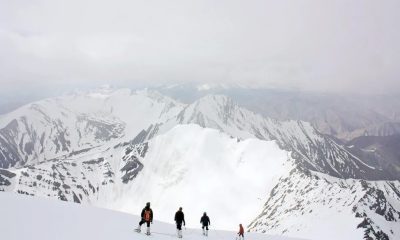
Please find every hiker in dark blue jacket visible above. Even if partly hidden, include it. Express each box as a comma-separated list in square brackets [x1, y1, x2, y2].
[200, 212, 211, 236]
[174, 207, 185, 238]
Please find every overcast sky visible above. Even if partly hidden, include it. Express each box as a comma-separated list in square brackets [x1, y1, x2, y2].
[0, 0, 399, 97]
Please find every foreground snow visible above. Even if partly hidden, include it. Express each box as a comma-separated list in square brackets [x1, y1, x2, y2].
[0, 192, 305, 240]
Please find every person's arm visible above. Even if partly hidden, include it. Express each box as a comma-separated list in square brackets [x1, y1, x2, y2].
[183, 213, 186, 226]
[150, 209, 153, 223]
[174, 212, 177, 222]
[208, 217, 210, 225]
[141, 208, 145, 218]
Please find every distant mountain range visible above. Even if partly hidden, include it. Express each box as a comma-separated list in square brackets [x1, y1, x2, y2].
[154, 84, 400, 141]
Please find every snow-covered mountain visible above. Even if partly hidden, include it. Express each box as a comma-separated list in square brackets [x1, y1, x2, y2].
[0, 124, 293, 230]
[1, 87, 400, 239]
[0, 87, 183, 168]
[154, 84, 400, 141]
[160, 95, 396, 180]
[2, 124, 399, 239]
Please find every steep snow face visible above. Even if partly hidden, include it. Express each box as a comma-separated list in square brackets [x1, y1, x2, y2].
[114, 124, 292, 230]
[248, 169, 400, 240]
[0, 88, 184, 168]
[0, 192, 306, 240]
[161, 95, 392, 180]
[0, 124, 293, 231]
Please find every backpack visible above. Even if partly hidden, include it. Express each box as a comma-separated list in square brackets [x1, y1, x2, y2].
[144, 210, 151, 221]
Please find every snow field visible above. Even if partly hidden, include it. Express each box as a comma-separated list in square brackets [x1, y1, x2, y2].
[0, 192, 305, 240]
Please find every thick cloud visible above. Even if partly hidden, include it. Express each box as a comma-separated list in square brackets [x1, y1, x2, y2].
[0, 0, 399, 96]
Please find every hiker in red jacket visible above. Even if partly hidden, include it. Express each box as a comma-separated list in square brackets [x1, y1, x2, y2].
[135, 202, 153, 235]
[237, 223, 244, 240]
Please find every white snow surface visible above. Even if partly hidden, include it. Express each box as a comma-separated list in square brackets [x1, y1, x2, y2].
[0, 192, 306, 240]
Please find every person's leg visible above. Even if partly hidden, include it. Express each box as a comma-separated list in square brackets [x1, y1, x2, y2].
[206, 225, 209, 236]
[146, 221, 151, 235]
[178, 223, 182, 238]
[136, 219, 145, 232]
[176, 223, 181, 237]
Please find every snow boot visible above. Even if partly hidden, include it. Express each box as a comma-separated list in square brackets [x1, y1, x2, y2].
[135, 226, 141, 233]
[203, 229, 205, 236]
[146, 227, 151, 235]
[206, 230, 208, 236]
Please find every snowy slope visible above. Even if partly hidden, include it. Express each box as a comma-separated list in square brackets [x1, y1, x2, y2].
[0, 192, 305, 240]
[113, 124, 292, 230]
[248, 169, 400, 240]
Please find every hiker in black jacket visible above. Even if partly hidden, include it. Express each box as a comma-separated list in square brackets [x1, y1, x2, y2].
[174, 207, 186, 238]
[135, 202, 153, 235]
[200, 212, 211, 236]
